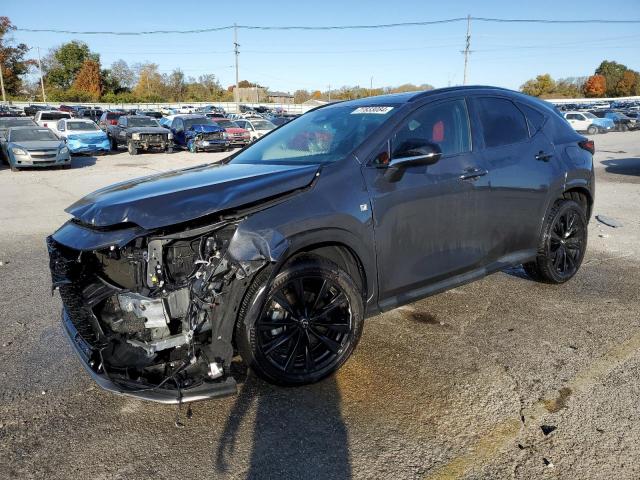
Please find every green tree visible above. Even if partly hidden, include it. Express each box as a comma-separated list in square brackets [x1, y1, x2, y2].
[595, 60, 628, 97]
[520, 74, 556, 97]
[45, 41, 99, 90]
[0, 17, 33, 97]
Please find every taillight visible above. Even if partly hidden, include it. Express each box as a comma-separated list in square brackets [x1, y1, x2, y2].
[109, 119, 117, 125]
[579, 139, 595, 155]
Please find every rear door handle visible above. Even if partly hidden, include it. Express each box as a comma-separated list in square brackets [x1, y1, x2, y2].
[535, 151, 553, 162]
[459, 167, 488, 180]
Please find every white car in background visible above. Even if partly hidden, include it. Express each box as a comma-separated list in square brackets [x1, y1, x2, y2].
[233, 118, 276, 141]
[178, 105, 196, 114]
[34, 111, 71, 131]
[563, 111, 614, 135]
[55, 118, 110, 154]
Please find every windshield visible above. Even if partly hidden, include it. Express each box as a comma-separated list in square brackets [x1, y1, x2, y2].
[231, 105, 395, 165]
[584, 112, 597, 119]
[0, 118, 34, 128]
[251, 120, 276, 131]
[184, 117, 213, 129]
[10, 128, 59, 142]
[67, 121, 99, 131]
[212, 119, 238, 128]
[128, 117, 160, 127]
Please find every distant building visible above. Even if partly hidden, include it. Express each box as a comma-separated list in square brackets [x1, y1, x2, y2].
[268, 91, 294, 104]
[233, 87, 267, 103]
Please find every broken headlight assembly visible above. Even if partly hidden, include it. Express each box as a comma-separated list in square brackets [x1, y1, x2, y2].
[48, 221, 245, 401]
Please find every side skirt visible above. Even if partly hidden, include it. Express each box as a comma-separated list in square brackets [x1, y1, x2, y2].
[377, 249, 536, 313]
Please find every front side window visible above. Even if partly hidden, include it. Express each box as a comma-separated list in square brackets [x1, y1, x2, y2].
[391, 99, 471, 159]
[476, 97, 529, 148]
[231, 104, 394, 165]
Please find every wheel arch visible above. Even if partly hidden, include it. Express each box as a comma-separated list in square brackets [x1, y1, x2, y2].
[563, 186, 593, 220]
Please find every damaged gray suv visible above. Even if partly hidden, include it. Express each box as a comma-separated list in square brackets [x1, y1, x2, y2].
[48, 86, 595, 403]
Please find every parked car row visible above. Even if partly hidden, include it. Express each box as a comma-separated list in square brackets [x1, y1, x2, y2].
[563, 108, 638, 134]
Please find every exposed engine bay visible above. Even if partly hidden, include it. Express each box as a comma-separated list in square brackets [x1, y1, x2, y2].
[47, 220, 267, 402]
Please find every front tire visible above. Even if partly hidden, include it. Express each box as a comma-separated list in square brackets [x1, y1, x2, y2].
[524, 198, 587, 284]
[236, 255, 364, 386]
[587, 125, 597, 135]
[127, 141, 138, 156]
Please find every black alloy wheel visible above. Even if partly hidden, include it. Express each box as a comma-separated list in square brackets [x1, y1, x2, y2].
[525, 199, 587, 284]
[237, 256, 364, 386]
[547, 207, 586, 279]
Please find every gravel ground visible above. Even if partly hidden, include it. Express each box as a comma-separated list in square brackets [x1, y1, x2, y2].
[0, 133, 639, 479]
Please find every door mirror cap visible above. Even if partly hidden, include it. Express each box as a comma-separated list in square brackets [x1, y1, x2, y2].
[389, 142, 442, 168]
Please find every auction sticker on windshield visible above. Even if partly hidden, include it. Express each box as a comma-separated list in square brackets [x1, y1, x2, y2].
[351, 106, 394, 114]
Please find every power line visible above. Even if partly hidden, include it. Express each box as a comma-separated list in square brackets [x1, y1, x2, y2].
[15, 17, 640, 35]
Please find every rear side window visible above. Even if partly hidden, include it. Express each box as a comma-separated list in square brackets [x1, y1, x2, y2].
[391, 99, 471, 158]
[476, 97, 529, 148]
[517, 103, 546, 135]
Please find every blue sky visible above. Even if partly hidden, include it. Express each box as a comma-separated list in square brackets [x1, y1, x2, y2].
[5, 0, 640, 92]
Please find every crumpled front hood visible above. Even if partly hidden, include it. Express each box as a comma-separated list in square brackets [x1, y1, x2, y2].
[65, 162, 320, 230]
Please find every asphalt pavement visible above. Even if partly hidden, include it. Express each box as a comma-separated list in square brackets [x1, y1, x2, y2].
[0, 133, 639, 479]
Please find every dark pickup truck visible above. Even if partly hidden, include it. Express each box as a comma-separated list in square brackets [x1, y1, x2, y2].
[107, 115, 173, 155]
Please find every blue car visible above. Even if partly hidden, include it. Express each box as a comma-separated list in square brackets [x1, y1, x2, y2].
[164, 114, 230, 152]
[55, 119, 110, 154]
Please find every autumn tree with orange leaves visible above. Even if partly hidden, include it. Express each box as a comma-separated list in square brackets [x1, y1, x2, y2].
[72, 59, 102, 101]
[583, 75, 606, 98]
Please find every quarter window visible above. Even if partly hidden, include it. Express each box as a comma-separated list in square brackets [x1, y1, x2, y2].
[476, 97, 529, 148]
[391, 99, 471, 158]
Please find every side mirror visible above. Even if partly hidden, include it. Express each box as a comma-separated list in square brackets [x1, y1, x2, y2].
[389, 141, 442, 168]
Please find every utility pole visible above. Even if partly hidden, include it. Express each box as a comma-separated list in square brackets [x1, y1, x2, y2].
[234, 23, 240, 113]
[462, 15, 471, 85]
[0, 63, 5, 103]
[328, 84, 331, 102]
[37, 47, 47, 103]
[370, 76, 373, 96]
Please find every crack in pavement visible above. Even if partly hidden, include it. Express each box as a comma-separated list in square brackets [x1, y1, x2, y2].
[424, 328, 640, 480]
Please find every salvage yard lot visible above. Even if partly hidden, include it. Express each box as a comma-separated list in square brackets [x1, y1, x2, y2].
[1, 133, 639, 479]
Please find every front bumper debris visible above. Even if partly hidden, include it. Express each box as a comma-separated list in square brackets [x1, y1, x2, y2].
[62, 308, 237, 404]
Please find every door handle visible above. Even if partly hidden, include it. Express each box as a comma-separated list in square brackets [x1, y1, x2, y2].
[459, 167, 488, 180]
[535, 151, 553, 162]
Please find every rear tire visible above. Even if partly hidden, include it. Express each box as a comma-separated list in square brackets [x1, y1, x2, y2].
[109, 136, 118, 151]
[524, 198, 587, 284]
[236, 255, 364, 386]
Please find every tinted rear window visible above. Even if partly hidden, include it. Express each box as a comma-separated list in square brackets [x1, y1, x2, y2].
[476, 97, 529, 148]
[41, 112, 71, 121]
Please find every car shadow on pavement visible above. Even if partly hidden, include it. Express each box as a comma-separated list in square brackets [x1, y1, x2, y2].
[69, 155, 98, 169]
[601, 158, 640, 177]
[215, 373, 352, 479]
